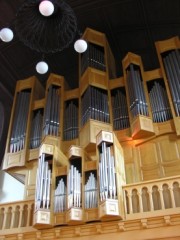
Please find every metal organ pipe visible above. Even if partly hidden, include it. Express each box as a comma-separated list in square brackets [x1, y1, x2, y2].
[126, 64, 148, 118]
[99, 142, 117, 202]
[43, 85, 60, 136]
[35, 153, 51, 210]
[163, 50, 180, 116]
[149, 81, 172, 122]
[10, 90, 31, 153]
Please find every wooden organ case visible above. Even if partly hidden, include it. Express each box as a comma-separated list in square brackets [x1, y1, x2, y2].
[2, 28, 180, 238]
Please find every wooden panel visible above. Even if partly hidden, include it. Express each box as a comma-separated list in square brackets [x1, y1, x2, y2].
[173, 117, 180, 136]
[28, 148, 39, 161]
[122, 52, 142, 70]
[163, 164, 180, 177]
[125, 163, 136, 184]
[79, 120, 112, 151]
[54, 213, 66, 225]
[84, 208, 99, 222]
[123, 145, 134, 163]
[82, 27, 106, 46]
[64, 88, 79, 101]
[84, 160, 97, 171]
[3, 150, 26, 169]
[155, 36, 180, 54]
[80, 68, 108, 95]
[144, 68, 162, 82]
[139, 142, 158, 166]
[138, 142, 160, 180]
[109, 77, 124, 90]
[131, 116, 155, 139]
[24, 162, 38, 199]
[158, 136, 180, 162]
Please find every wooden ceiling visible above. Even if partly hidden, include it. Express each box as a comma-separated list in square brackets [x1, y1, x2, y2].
[0, 0, 180, 163]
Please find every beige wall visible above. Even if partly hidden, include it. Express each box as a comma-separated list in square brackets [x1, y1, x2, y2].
[0, 170, 24, 203]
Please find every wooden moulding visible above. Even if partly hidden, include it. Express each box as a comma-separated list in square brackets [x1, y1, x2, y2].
[122, 52, 142, 70]
[99, 199, 122, 221]
[39, 142, 55, 156]
[16, 76, 45, 100]
[131, 116, 155, 139]
[84, 208, 99, 222]
[64, 88, 79, 101]
[28, 148, 39, 161]
[33, 209, 53, 229]
[96, 130, 113, 146]
[32, 98, 45, 110]
[54, 212, 66, 226]
[173, 117, 180, 136]
[3, 150, 26, 170]
[79, 120, 112, 152]
[108, 77, 124, 90]
[82, 27, 106, 47]
[61, 138, 79, 155]
[155, 36, 180, 54]
[144, 68, 162, 82]
[80, 68, 108, 96]
[67, 145, 83, 159]
[84, 160, 97, 171]
[114, 128, 132, 142]
[46, 73, 69, 90]
[54, 146, 69, 167]
[153, 120, 175, 136]
[25, 187, 35, 200]
[56, 165, 67, 176]
[41, 135, 61, 149]
[66, 208, 84, 225]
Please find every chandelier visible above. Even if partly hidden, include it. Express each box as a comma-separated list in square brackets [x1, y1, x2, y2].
[0, 0, 87, 74]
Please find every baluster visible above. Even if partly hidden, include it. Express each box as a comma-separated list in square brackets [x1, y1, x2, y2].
[2, 208, 8, 229]
[10, 206, 16, 228]
[137, 189, 143, 212]
[26, 204, 31, 227]
[148, 189, 154, 211]
[124, 191, 128, 214]
[159, 187, 165, 210]
[18, 205, 23, 228]
[169, 184, 176, 208]
[127, 192, 133, 214]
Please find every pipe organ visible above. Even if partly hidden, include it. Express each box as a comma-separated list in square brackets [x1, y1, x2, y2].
[2, 28, 180, 230]
[111, 87, 130, 130]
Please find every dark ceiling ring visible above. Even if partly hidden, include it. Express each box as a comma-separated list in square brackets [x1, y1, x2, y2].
[14, 0, 78, 53]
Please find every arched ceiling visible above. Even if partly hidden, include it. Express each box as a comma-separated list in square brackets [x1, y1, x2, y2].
[0, 0, 180, 93]
[0, 0, 180, 162]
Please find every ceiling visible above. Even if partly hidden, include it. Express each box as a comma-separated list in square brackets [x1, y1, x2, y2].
[0, 0, 180, 163]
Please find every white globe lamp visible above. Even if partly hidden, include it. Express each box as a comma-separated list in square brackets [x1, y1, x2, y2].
[74, 39, 88, 53]
[36, 61, 48, 74]
[0, 28, 14, 42]
[39, 0, 54, 17]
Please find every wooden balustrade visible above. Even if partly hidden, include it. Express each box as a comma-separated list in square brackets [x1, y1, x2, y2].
[0, 200, 34, 230]
[123, 176, 180, 219]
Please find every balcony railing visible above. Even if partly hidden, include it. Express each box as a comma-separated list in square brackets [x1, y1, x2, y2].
[0, 200, 34, 230]
[123, 176, 180, 220]
[0, 176, 180, 231]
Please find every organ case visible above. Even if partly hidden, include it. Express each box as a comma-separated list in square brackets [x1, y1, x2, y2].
[96, 130, 125, 220]
[122, 52, 155, 139]
[155, 36, 180, 135]
[3, 76, 44, 170]
[2, 28, 180, 232]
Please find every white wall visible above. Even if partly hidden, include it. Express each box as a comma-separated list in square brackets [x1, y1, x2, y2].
[0, 170, 24, 203]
